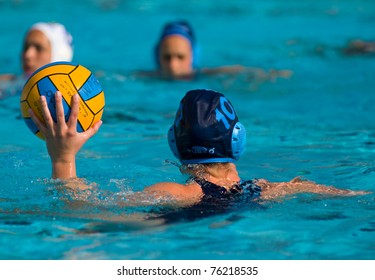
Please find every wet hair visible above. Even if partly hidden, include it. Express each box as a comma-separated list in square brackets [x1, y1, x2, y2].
[180, 162, 227, 179]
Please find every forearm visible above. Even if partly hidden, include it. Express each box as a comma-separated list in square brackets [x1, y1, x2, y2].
[257, 177, 368, 200]
[51, 159, 77, 179]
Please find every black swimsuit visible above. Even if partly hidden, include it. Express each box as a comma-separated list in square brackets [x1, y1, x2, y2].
[194, 177, 262, 202]
[154, 178, 262, 222]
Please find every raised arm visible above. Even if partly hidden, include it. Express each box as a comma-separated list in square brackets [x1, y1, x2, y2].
[29, 91, 102, 179]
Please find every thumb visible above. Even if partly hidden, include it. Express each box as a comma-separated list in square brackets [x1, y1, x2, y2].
[85, 120, 103, 139]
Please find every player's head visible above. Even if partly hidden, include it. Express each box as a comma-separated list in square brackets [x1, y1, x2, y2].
[155, 21, 199, 78]
[168, 89, 246, 164]
[22, 22, 73, 76]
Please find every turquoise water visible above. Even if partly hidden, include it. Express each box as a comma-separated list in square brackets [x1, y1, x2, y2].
[0, 0, 374, 260]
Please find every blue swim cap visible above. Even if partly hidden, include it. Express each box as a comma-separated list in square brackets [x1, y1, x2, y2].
[168, 89, 246, 164]
[154, 21, 199, 68]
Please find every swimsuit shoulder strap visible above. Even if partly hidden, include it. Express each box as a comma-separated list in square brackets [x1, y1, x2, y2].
[193, 177, 227, 197]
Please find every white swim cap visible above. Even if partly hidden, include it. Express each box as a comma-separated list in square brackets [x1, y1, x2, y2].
[30, 22, 73, 62]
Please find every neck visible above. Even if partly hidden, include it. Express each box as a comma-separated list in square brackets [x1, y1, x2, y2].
[201, 163, 240, 190]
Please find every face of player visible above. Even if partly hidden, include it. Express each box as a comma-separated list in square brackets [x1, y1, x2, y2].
[22, 30, 52, 76]
[159, 35, 193, 79]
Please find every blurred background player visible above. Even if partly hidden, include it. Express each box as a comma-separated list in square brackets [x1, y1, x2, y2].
[0, 22, 73, 98]
[137, 20, 293, 82]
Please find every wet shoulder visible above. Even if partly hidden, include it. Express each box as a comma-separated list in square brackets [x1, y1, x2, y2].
[144, 181, 202, 205]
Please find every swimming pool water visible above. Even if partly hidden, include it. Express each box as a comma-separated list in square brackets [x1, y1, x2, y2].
[0, 0, 374, 260]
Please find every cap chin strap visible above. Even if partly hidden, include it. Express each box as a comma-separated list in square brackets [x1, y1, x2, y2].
[167, 122, 246, 162]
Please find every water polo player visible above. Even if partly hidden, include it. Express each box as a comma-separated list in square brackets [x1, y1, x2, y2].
[154, 20, 198, 79]
[0, 22, 73, 98]
[0, 22, 73, 79]
[29, 89, 368, 206]
[136, 20, 292, 82]
[144, 89, 367, 204]
[22, 22, 73, 77]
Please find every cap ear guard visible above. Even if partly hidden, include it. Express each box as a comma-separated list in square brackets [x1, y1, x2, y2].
[168, 125, 180, 159]
[231, 122, 246, 160]
[168, 121, 246, 162]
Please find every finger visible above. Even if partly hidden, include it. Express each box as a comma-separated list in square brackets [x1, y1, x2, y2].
[39, 95, 54, 129]
[29, 108, 47, 135]
[84, 120, 103, 139]
[67, 94, 79, 128]
[54, 91, 66, 127]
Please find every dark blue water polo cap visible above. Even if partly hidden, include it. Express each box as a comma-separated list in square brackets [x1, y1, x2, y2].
[168, 89, 246, 164]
